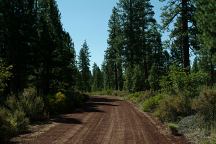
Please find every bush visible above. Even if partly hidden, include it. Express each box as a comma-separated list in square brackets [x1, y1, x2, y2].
[47, 91, 66, 114]
[142, 93, 164, 112]
[178, 115, 211, 144]
[0, 97, 29, 142]
[106, 89, 112, 95]
[19, 87, 46, 121]
[168, 123, 180, 136]
[160, 65, 208, 98]
[126, 91, 154, 103]
[178, 115, 203, 134]
[55, 92, 66, 105]
[131, 65, 147, 92]
[192, 87, 216, 129]
[0, 60, 12, 94]
[154, 95, 185, 122]
[47, 90, 89, 114]
[72, 92, 89, 108]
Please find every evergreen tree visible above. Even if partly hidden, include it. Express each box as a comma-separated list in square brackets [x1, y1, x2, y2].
[35, 0, 77, 94]
[78, 41, 91, 92]
[160, 0, 198, 72]
[131, 65, 146, 92]
[117, 0, 162, 91]
[192, 56, 199, 73]
[0, 0, 4, 58]
[196, 0, 216, 84]
[92, 63, 103, 91]
[106, 7, 124, 90]
[0, 0, 78, 96]
[147, 25, 166, 90]
[1, 0, 39, 94]
[148, 63, 159, 90]
[101, 61, 115, 90]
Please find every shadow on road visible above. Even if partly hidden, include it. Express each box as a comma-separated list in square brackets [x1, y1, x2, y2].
[51, 116, 82, 124]
[51, 96, 120, 125]
[90, 97, 122, 103]
[74, 96, 121, 114]
[83, 96, 121, 112]
[91, 102, 119, 106]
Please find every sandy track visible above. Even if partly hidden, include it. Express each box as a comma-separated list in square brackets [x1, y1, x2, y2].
[16, 96, 189, 144]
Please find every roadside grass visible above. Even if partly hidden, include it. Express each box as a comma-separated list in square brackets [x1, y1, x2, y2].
[87, 90, 129, 97]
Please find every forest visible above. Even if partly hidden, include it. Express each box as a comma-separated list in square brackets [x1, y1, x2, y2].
[0, 0, 216, 143]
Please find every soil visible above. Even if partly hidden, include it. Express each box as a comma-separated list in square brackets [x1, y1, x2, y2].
[11, 96, 190, 144]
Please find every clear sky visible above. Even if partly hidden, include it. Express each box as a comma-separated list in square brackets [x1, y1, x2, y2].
[57, 0, 164, 68]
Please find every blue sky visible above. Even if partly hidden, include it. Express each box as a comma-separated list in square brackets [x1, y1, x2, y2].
[57, 0, 164, 68]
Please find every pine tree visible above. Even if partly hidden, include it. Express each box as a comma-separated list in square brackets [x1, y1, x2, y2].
[101, 60, 115, 90]
[196, 0, 216, 84]
[78, 41, 91, 92]
[1, 0, 39, 94]
[118, 0, 156, 67]
[0, 0, 4, 57]
[92, 63, 103, 91]
[117, 0, 161, 91]
[192, 56, 199, 73]
[106, 7, 124, 90]
[160, 0, 198, 72]
[147, 25, 166, 90]
[0, 0, 78, 96]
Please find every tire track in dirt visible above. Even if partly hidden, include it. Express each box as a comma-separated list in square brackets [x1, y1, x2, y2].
[15, 96, 189, 144]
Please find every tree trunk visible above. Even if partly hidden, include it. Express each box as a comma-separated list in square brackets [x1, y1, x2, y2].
[210, 53, 214, 86]
[182, 0, 190, 73]
[114, 63, 118, 90]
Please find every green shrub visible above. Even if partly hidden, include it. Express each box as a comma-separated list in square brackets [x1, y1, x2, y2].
[207, 136, 216, 144]
[106, 89, 112, 95]
[47, 92, 66, 114]
[0, 97, 29, 142]
[178, 115, 215, 144]
[19, 87, 45, 121]
[168, 123, 180, 136]
[160, 65, 208, 98]
[55, 92, 66, 104]
[142, 94, 164, 112]
[178, 115, 202, 134]
[192, 87, 216, 129]
[72, 92, 89, 107]
[0, 60, 12, 93]
[131, 65, 148, 92]
[154, 95, 185, 122]
[47, 90, 89, 114]
[113, 91, 128, 97]
[127, 91, 154, 103]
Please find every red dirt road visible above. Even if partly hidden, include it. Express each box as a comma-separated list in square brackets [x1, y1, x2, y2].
[15, 96, 189, 144]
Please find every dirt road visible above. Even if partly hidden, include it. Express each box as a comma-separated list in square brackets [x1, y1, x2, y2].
[15, 96, 189, 144]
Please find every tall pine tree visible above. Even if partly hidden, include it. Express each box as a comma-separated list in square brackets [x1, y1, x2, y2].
[196, 0, 216, 84]
[105, 7, 124, 90]
[117, 0, 162, 91]
[160, 0, 198, 72]
[78, 41, 91, 92]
